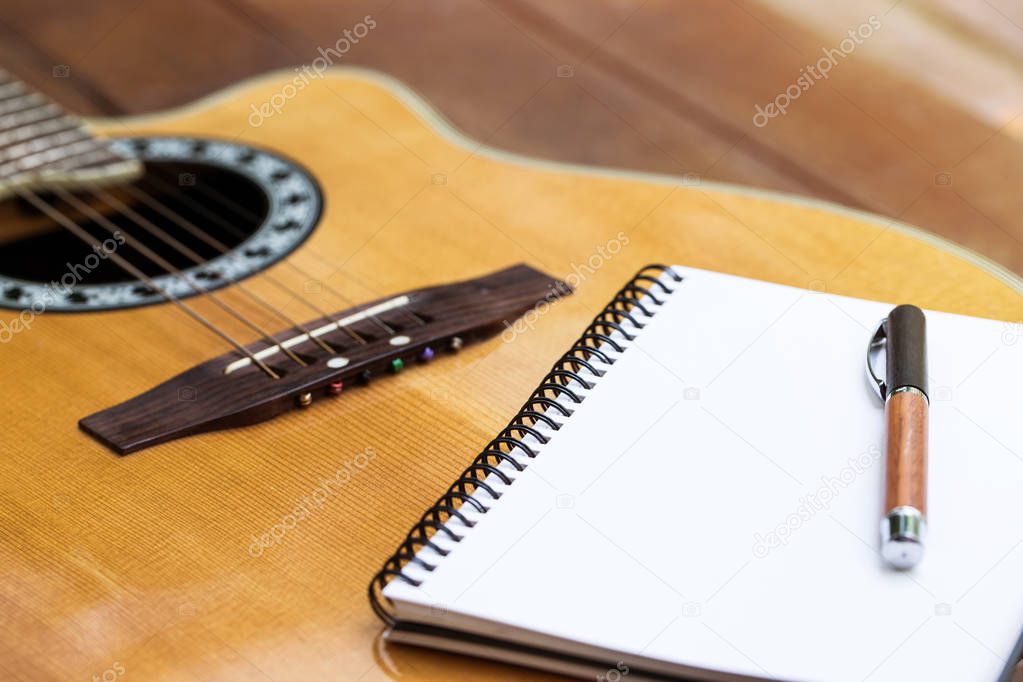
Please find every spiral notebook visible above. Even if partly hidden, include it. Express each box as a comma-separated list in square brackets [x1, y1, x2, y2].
[369, 265, 1023, 682]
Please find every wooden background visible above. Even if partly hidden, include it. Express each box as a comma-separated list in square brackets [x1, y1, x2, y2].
[0, 0, 1021, 275]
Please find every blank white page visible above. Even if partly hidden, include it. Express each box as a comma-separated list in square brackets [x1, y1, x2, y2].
[385, 266, 1023, 682]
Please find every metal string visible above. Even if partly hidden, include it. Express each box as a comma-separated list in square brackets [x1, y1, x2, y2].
[87, 186, 339, 356]
[50, 186, 309, 370]
[120, 183, 370, 346]
[14, 186, 281, 379]
[2, 87, 371, 378]
[139, 170, 427, 330]
[143, 169, 407, 333]
[6, 126, 426, 378]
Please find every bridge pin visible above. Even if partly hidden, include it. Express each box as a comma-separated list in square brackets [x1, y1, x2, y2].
[390, 358, 405, 374]
[327, 381, 344, 395]
[297, 392, 313, 408]
[449, 336, 464, 352]
[419, 346, 435, 362]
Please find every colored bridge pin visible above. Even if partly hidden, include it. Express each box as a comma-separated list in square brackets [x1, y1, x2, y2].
[449, 336, 464, 352]
[390, 358, 405, 374]
[327, 380, 344, 395]
[419, 346, 435, 362]
[358, 369, 372, 385]
[297, 392, 313, 407]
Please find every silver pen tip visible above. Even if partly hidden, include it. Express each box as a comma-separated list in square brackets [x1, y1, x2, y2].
[882, 537, 924, 569]
[880, 506, 926, 570]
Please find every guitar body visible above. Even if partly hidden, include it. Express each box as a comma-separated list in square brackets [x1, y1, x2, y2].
[1, 69, 1019, 681]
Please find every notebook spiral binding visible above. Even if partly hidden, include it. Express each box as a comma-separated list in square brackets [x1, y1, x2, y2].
[369, 264, 683, 624]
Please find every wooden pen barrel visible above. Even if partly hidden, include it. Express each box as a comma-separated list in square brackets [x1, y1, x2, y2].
[884, 388, 929, 514]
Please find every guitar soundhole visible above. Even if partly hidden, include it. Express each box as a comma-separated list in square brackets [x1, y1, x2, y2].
[0, 162, 265, 284]
[0, 136, 322, 312]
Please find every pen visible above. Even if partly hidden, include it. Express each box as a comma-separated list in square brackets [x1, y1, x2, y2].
[866, 304, 928, 569]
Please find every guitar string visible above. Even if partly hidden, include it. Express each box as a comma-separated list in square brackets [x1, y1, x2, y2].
[0, 76, 124, 179]
[119, 182, 368, 346]
[5, 130, 345, 378]
[13, 186, 281, 379]
[87, 186, 339, 356]
[0, 74, 64, 136]
[49, 186, 310, 370]
[0, 91, 45, 119]
[149, 165, 429, 330]
[0, 76, 345, 374]
[3, 111, 423, 339]
[3, 108, 422, 359]
[138, 169, 428, 330]
[139, 169, 419, 331]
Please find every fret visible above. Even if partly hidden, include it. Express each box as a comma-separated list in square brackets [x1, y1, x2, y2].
[0, 103, 61, 133]
[1, 149, 132, 190]
[0, 137, 104, 177]
[0, 116, 78, 148]
[0, 82, 27, 101]
[0, 93, 45, 117]
[2, 127, 89, 160]
[38, 147, 134, 179]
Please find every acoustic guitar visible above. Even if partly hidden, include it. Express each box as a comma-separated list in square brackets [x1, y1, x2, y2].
[0, 67, 1019, 681]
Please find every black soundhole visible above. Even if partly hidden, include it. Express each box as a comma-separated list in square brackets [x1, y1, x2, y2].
[0, 135, 323, 313]
[0, 161, 268, 285]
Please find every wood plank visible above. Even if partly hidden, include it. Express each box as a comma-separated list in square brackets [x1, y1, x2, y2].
[501, 0, 1023, 271]
[0, 0, 294, 114]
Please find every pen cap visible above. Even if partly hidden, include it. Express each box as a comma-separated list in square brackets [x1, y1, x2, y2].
[885, 304, 927, 400]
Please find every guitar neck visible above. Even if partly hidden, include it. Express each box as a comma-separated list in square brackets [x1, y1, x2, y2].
[0, 70, 141, 197]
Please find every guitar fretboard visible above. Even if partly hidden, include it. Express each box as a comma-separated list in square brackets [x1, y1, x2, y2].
[0, 69, 141, 197]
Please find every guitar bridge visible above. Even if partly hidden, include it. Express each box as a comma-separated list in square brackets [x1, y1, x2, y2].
[79, 265, 569, 454]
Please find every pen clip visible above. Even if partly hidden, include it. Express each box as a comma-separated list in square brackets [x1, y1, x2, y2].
[866, 318, 888, 402]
